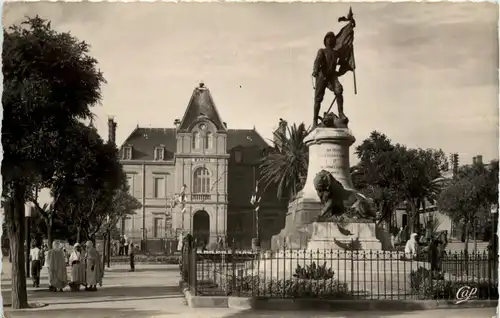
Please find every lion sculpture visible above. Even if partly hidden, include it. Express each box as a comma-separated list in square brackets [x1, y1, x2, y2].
[313, 169, 377, 222]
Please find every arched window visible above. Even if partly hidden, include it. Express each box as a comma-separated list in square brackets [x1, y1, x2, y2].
[193, 167, 210, 193]
[192, 132, 201, 149]
[204, 132, 213, 149]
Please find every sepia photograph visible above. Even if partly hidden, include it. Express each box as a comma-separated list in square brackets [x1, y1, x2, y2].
[1, 2, 498, 317]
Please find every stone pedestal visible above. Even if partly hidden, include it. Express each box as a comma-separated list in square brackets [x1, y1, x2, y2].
[271, 128, 359, 250]
[301, 128, 356, 200]
[307, 222, 382, 250]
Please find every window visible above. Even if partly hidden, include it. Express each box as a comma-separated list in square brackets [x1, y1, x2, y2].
[154, 147, 165, 161]
[204, 132, 213, 149]
[153, 177, 166, 199]
[123, 147, 132, 160]
[126, 175, 134, 195]
[193, 167, 210, 193]
[192, 132, 201, 149]
[234, 150, 243, 163]
[153, 217, 164, 238]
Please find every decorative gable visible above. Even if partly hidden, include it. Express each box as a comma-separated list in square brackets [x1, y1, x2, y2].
[178, 83, 227, 132]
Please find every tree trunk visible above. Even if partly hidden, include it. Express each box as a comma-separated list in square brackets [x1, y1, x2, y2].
[76, 227, 81, 243]
[46, 213, 53, 248]
[408, 200, 419, 234]
[8, 184, 29, 309]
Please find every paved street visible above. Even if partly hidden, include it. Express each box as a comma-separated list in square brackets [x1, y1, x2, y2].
[1, 259, 497, 318]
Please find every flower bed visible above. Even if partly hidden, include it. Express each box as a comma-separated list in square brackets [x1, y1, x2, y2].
[219, 274, 352, 299]
[207, 262, 353, 299]
[110, 254, 180, 264]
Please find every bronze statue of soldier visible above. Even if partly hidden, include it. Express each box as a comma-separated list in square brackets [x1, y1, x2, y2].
[312, 32, 349, 128]
[312, 8, 356, 129]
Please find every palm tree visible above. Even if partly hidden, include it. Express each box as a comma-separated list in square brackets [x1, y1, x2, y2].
[260, 122, 310, 200]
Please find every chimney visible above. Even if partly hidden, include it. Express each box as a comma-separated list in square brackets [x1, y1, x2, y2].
[473, 156, 477, 165]
[476, 155, 483, 165]
[223, 122, 227, 128]
[174, 119, 181, 129]
[108, 116, 117, 145]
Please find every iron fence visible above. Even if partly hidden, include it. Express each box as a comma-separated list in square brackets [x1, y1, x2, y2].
[181, 246, 498, 301]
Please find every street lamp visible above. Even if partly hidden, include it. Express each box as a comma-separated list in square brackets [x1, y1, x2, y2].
[25, 202, 33, 278]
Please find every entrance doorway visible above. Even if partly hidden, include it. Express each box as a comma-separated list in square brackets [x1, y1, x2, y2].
[193, 210, 210, 247]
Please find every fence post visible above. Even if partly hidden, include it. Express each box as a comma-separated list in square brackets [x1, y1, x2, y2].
[231, 239, 237, 296]
[189, 238, 197, 295]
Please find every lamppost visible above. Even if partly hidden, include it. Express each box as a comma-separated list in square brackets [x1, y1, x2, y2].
[25, 202, 34, 278]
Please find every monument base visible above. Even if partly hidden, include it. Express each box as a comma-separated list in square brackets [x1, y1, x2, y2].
[271, 193, 322, 250]
[307, 222, 382, 250]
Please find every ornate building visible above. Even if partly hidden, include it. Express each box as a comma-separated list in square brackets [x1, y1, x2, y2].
[114, 83, 287, 249]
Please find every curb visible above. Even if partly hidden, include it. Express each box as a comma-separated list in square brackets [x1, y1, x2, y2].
[246, 298, 498, 311]
[179, 281, 228, 308]
[178, 281, 498, 310]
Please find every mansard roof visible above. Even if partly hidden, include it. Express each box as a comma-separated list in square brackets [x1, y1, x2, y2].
[120, 127, 270, 161]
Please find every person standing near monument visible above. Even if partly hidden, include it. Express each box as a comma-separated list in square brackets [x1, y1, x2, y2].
[311, 8, 356, 128]
[85, 240, 103, 291]
[29, 241, 42, 288]
[47, 241, 68, 292]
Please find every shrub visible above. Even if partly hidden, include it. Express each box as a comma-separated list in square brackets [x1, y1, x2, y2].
[293, 262, 335, 280]
[219, 274, 351, 299]
[409, 267, 498, 300]
[110, 254, 180, 264]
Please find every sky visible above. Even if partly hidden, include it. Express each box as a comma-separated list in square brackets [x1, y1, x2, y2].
[2, 1, 499, 168]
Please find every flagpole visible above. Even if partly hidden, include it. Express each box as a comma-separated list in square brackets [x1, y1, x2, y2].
[352, 47, 357, 95]
[253, 166, 257, 239]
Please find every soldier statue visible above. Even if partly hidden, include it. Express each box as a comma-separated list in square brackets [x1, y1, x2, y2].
[312, 8, 356, 128]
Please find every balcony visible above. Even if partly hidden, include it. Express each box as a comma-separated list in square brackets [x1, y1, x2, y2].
[191, 194, 211, 201]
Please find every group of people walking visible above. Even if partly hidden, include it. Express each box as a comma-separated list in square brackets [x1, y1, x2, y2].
[29, 240, 104, 292]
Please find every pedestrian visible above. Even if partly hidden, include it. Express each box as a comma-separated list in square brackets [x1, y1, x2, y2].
[29, 241, 42, 288]
[404, 233, 419, 259]
[85, 241, 103, 291]
[47, 241, 68, 292]
[69, 243, 85, 292]
[123, 235, 129, 256]
[119, 235, 125, 256]
[129, 242, 135, 272]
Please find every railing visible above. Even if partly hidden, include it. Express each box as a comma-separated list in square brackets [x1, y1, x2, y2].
[182, 247, 498, 301]
[191, 194, 211, 201]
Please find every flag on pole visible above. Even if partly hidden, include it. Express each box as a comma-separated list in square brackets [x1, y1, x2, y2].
[335, 7, 357, 94]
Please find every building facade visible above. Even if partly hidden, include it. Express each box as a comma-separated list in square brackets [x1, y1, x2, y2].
[114, 83, 287, 249]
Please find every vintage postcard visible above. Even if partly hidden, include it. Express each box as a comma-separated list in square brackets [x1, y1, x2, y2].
[1, 2, 498, 317]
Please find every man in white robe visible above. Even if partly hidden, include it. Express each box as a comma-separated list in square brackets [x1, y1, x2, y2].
[85, 241, 104, 291]
[47, 241, 68, 292]
[69, 243, 85, 291]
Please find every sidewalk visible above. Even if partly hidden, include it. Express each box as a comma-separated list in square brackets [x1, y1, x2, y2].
[1, 259, 496, 318]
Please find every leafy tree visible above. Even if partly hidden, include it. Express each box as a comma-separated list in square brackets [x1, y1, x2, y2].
[439, 160, 498, 258]
[260, 123, 310, 200]
[352, 132, 448, 233]
[96, 186, 142, 238]
[2, 17, 105, 308]
[59, 127, 125, 242]
[393, 146, 448, 232]
[352, 132, 401, 229]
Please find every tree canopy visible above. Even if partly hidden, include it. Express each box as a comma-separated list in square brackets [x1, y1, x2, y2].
[438, 160, 499, 251]
[2, 16, 106, 308]
[352, 131, 448, 232]
[259, 123, 310, 200]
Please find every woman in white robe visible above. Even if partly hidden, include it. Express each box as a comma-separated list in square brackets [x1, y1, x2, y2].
[404, 233, 419, 259]
[69, 243, 85, 291]
[85, 241, 104, 291]
[47, 241, 68, 292]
